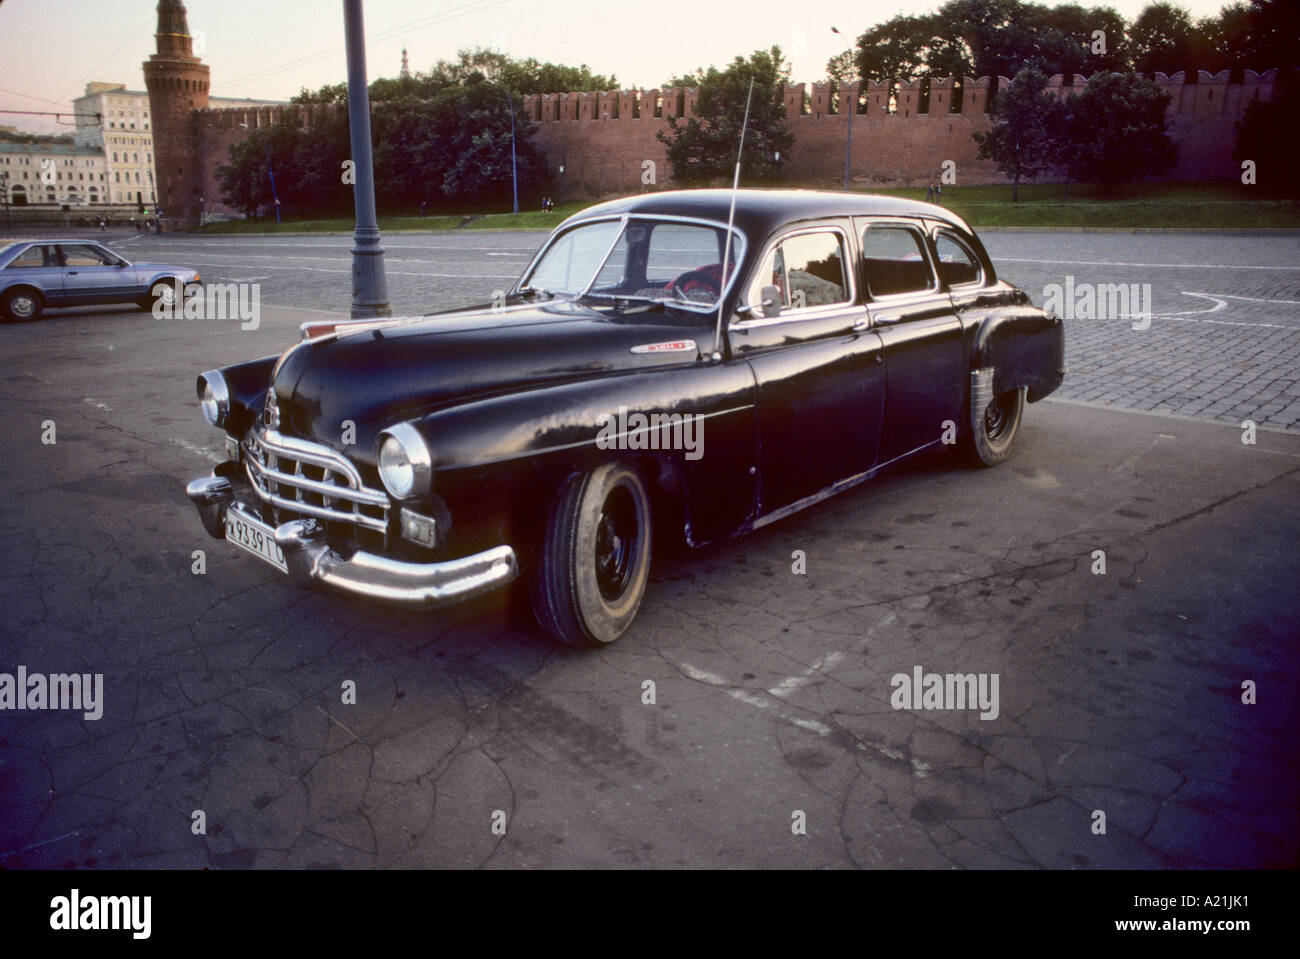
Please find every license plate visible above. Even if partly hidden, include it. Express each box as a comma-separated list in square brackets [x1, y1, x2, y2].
[225, 507, 287, 573]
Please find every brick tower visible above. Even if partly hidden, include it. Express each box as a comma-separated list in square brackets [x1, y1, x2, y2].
[143, 0, 209, 229]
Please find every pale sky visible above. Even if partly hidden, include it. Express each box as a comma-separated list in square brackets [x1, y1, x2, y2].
[1, 0, 1236, 135]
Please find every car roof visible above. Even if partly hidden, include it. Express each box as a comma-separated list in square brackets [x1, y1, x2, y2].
[561, 188, 974, 238]
[0, 238, 101, 248]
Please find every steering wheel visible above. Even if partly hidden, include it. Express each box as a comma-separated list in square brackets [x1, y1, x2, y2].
[667, 267, 722, 301]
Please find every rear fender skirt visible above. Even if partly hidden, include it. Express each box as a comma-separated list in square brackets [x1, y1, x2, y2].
[971, 310, 1065, 403]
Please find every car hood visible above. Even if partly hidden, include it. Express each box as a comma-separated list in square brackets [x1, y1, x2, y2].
[131, 262, 197, 274]
[269, 298, 712, 458]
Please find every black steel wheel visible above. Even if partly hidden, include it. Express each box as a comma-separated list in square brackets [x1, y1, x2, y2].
[531, 462, 653, 647]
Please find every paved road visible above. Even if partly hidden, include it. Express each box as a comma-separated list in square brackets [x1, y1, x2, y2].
[75, 227, 1300, 431]
[0, 231, 1296, 869]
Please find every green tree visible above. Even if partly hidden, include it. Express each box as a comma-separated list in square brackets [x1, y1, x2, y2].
[1129, 2, 1194, 74]
[1058, 71, 1177, 188]
[426, 48, 616, 94]
[214, 122, 304, 219]
[854, 13, 949, 81]
[1233, 68, 1300, 198]
[657, 47, 795, 186]
[973, 66, 1065, 199]
[370, 83, 546, 211]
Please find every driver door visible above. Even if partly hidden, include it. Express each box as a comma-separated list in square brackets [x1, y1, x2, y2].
[728, 222, 885, 517]
[57, 243, 136, 304]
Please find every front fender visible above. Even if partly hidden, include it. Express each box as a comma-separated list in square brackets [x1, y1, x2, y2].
[407, 362, 760, 552]
[205, 354, 278, 437]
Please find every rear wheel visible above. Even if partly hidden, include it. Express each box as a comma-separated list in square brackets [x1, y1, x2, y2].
[2, 287, 42, 322]
[531, 462, 653, 647]
[962, 386, 1025, 466]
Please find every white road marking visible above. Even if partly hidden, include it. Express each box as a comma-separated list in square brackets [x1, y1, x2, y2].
[171, 255, 516, 279]
[83, 397, 112, 412]
[677, 657, 929, 774]
[1148, 292, 1229, 317]
[768, 650, 844, 697]
[170, 437, 221, 464]
[999, 257, 1299, 271]
[1199, 292, 1300, 305]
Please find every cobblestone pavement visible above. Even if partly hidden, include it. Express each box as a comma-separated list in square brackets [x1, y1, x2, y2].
[76, 228, 1300, 431]
[981, 232, 1300, 432]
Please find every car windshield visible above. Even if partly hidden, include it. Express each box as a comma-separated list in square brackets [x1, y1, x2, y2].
[520, 217, 743, 310]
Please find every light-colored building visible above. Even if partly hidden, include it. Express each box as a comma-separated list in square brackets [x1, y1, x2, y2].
[73, 82, 157, 207]
[73, 81, 285, 209]
[0, 141, 108, 207]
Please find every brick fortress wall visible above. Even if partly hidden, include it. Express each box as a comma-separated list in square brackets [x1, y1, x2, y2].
[192, 69, 1277, 214]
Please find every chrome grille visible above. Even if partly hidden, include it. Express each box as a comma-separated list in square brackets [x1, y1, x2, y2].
[244, 426, 390, 534]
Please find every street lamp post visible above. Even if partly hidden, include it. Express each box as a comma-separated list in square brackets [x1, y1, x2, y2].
[0, 172, 9, 229]
[485, 79, 519, 214]
[343, 0, 391, 318]
[831, 26, 854, 192]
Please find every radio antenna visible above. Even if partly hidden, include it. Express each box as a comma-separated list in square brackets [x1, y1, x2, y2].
[712, 76, 755, 361]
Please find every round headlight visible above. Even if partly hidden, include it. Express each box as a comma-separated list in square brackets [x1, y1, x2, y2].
[376, 423, 432, 499]
[197, 370, 230, 427]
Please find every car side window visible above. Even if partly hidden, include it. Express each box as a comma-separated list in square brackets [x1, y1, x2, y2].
[861, 225, 936, 298]
[934, 233, 982, 287]
[748, 230, 848, 314]
[6, 245, 55, 269]
[60, 245, 115, 268]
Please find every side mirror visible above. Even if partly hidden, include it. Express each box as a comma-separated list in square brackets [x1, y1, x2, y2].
[760, 285, 783, 318]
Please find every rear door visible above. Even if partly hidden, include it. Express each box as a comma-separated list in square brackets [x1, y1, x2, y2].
[856, 218, 966, 465]
[729, 221, 885, 516]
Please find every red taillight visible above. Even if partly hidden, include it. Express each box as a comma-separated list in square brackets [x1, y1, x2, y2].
[300, 321, 337, 341]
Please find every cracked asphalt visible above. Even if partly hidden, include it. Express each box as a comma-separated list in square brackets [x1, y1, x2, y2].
[0, 229, 1296, 868]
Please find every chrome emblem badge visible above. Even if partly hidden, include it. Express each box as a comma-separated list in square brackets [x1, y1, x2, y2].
[262, 391, 280, 430]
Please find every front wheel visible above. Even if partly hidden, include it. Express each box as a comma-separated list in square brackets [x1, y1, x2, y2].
[139, 278, 179, 311]
[961, 385, 1025, 466]
[530, 462, 653, 647]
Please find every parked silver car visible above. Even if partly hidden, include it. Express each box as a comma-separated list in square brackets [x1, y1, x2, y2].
[0, 239, 200, 322]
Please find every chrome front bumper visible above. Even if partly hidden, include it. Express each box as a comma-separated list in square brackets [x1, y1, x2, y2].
[186, 475, 517, 608]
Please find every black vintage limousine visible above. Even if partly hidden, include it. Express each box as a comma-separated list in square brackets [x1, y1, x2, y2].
[186, 189, 1064, 646]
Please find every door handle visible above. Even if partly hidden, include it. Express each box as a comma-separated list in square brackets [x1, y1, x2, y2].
[67, 271, 78, 275]
[853, 316, 870, 332]
[873, 313, 902, 325]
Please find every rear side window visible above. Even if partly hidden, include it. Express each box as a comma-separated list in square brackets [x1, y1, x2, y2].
[6, 245, 55, 268]
[934, 233, 982, 287]
[861, 225, 935, 297]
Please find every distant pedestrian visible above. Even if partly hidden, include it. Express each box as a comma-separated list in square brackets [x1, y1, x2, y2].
[934, 183, 942, 205]
[420, 200, 427, 216]
[925, 184, 934, 203]
[99, 216, 107, 231]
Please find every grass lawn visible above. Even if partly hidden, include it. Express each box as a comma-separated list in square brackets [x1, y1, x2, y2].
[868, 182, 1300, 228]
[192, 183, 1299, 234]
